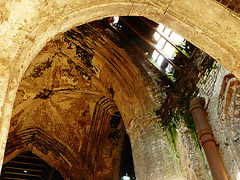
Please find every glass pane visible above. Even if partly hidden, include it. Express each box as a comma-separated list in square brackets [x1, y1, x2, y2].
[152, 50, 159, 61]
[163, 28, 171, 37]
[170, 32, 184, 45]
[112, 16, 119, 24]
[163, 42, 176, 58]
[157, 38, 166, 49]
[153, 32, 161, 42]
[156, 55, 164, 66]
[157, 23, 165, 33]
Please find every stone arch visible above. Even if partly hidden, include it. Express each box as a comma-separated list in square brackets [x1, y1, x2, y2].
[3, 22, 153, 179]
[1, 151, 64, 179]
[2, 127, 80, 179]
[5, 0, 240, 132]
[7, 2, 162, 134]
[1, 0, 240, 178]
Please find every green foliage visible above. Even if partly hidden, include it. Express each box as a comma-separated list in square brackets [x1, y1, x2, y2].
[166, 72, 177, 82]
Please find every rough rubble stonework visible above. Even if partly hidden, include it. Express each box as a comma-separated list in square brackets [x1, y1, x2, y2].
[206, 67, 240, 180]
[0, 0, 240, 179]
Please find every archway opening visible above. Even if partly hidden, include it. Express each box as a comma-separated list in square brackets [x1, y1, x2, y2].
[1, 0, 238, 177]
[2, 15, 222, 179]
[3, 18, 144, 179]
[0, 152, 64, 180]
[120, 134, 136, 180]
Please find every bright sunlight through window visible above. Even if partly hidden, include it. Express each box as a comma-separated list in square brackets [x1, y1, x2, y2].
[152, 23, 185, 71]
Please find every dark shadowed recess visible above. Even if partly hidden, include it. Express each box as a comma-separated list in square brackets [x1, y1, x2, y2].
[0, 152, 63, 180]
[120, 134, 136, 179]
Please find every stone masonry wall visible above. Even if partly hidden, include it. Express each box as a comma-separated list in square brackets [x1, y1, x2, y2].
[175, 50, 240, 180]
[0, 0, 240, 178]
[128, 116, 183, 180]
[158, 48, 240, 180]
[204, 67, 240, 180]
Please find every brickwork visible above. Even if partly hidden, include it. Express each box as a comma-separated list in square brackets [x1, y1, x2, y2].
[0, 0, 239, 179]
[178, 125, 211, 180]
[197, 61, 221, 97]
[130, 117, 182, 180]
[182, 55, 240, 180]
[176, 51, 218, 180]
[212, 72, 240, 179]
[157, 47, 240, 180]
[156, 49, 219, 180]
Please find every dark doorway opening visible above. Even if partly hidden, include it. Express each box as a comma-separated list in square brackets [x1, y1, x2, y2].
[120, 134, 136, 179]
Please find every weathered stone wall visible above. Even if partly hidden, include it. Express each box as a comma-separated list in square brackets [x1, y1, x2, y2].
[156, 50, 215, 180]
[156, 48, 240, 180]
[180, 50, 240, 179]
[2, 21, 169, 179]
[203, 68, 240, 180]
[128, 116, 183, 180]
[0, 0, 240, 179]
[171, 51, 240, 180]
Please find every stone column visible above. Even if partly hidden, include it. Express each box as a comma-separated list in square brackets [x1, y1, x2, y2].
[127, 115, 182, 180]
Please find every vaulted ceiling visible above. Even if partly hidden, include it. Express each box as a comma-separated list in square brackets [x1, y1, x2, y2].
[2, 17, 168, 179]
[3, 21, 133, 179]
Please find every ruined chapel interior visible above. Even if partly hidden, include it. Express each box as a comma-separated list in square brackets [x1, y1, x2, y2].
[0, 0, 240, 180]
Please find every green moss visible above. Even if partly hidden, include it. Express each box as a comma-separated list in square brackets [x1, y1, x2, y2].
[158, 55, 217, 151]
[159, 88, 201, 151]
[176, 89, 201, 147]
[166, 122, 178, 151]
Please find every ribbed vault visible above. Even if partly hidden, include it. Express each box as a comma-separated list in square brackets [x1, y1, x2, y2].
[3, 20, 162, 179]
